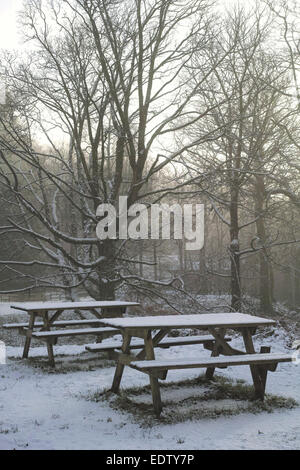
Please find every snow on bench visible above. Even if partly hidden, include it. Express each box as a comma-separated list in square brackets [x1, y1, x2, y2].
[3, 319, 107, 329]
[130, 353, 294, 372]
[31, 326, 120, 338]
[85, 334, 232, 352]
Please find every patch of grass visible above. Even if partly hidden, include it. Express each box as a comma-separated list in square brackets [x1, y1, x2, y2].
[0, 425, 18, 434]
[17, 353, 115, 374]
[85, 374, 298, 427]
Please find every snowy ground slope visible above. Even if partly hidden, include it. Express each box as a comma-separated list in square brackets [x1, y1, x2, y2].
[0, 328, 299, 450]
[0, 303, 25, 316]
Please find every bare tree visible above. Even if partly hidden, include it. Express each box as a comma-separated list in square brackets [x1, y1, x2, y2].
[0, 0, 229, 302]
[181, 4, 300, 311]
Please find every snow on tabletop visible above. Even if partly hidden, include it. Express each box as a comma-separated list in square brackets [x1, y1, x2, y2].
[131, 353, 294, 369]
[100, 312, 276, 329]
[9, 300, 140, 312]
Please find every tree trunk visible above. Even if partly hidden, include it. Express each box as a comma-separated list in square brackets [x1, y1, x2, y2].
[93, 239, 116, 300]
[139, 240, 144, 278]
[153, 241, 158, 281]
[255, 175, 273, 314]
[230, 186, 241, 311]
[198, 204, 207, 294]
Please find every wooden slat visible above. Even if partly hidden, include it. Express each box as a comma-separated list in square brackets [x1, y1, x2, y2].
[85, 335, 232, 353]
[130, 353, 293, 372]
[3, 319, 107, 329]
[31, 326, 120, 338]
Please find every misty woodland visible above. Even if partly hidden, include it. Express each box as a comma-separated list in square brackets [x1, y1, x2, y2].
[0, 0, 300, 452]
[0, 0, 298, 312]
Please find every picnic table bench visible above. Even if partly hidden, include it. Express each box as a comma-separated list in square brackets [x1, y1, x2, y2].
[86, 334, 232, 358]
[3, 319, 108, 329]
[99, 313, 294, 416]
[30, 327, 120, 341]
[3, 301, 139, 367]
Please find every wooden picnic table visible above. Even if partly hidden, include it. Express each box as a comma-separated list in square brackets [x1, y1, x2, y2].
[99, 312, 293, 416]
[8, 300, 139, 366]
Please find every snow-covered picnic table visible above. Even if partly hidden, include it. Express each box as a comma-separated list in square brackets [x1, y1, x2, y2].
[4, 300, 140, 367]
[10, 300, 139, 313]
[99, 313, 293, 416]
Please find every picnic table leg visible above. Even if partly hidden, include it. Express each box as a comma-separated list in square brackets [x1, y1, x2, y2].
[48, 309, 63, 325]
[257, 346, 271, 395]
[144, 330, 163, 417]
[111, 333, 131, 393]
[136, 329, 169, 361]
[91, 307, 126, 343]
[89, 308, 104, 344]
[42, 311, 55, 368]
[206, 328, 226, 379]
[242, 328, 266, 400]
[22, 313, 36, 359]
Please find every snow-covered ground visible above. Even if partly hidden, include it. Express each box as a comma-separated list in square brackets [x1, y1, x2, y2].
[0, 324, 299, 450]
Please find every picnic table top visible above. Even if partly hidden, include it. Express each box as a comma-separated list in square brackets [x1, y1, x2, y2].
[100, 312, 276, 330]
[10, 300, 140, 312]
